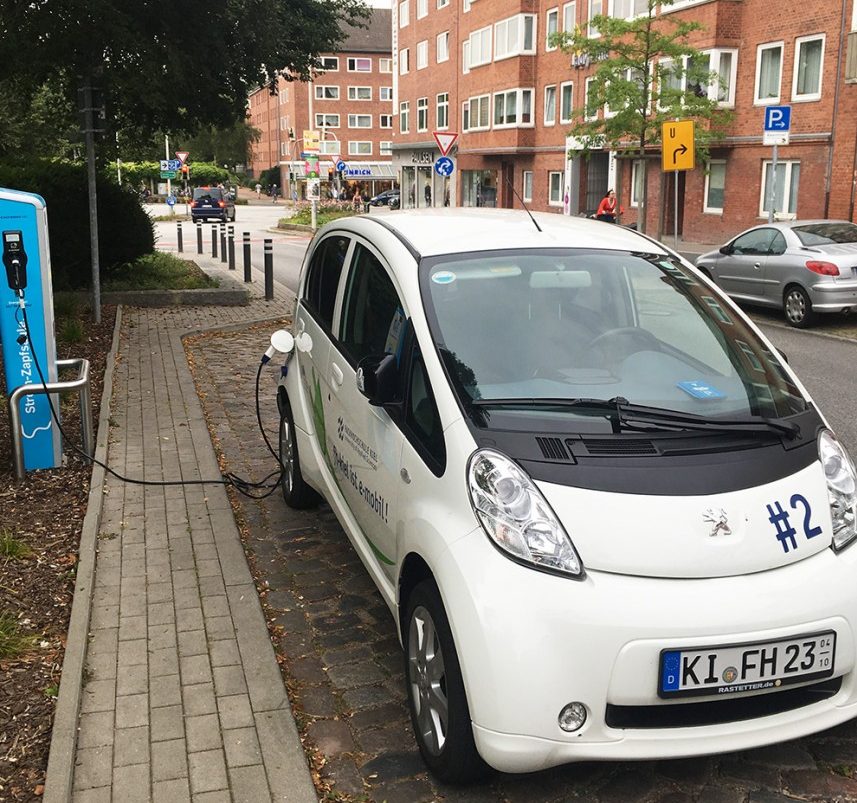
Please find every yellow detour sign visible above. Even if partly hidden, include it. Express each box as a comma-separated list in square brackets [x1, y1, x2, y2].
[662, 120, 695, 172]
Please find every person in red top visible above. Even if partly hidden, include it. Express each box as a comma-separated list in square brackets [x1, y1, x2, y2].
[595, 189, 623, 223]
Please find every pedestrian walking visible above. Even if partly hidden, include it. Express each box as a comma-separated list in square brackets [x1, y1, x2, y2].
[271, 183, 279, 203]
[255, 182, 262, 198]
[352, 189, 363, 211]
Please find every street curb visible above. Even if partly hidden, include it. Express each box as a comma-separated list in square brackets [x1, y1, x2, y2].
[756, 316, 857, 345]
[43, 306, 124, 803]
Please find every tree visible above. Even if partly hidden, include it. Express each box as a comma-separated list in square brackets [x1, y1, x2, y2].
[554, 0, 731, 233]
[181, 122, 262, 169]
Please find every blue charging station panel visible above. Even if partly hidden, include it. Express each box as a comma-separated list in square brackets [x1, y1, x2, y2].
[0, 188, 61, 471]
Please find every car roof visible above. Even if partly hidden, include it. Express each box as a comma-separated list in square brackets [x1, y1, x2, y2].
[355, 209, 669, 258]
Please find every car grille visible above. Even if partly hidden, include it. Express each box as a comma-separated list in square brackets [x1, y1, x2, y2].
[605, 677, 841, 729]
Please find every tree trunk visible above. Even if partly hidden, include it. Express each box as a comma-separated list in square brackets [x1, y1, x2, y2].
[639, 157, 648, 234]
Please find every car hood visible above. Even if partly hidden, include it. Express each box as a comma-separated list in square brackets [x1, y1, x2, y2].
[696, 249, 721, 264]
[535, 460, 832, 578]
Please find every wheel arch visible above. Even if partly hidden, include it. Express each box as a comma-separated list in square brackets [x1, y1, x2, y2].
[398, 552, 436, 643]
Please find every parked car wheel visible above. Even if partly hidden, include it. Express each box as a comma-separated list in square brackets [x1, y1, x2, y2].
[404, 579, 488, 784]
[783, 285, 817, 328]
[278, 396, 320, 509]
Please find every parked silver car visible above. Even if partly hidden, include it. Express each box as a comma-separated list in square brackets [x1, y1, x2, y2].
[696, 220, 857, 327]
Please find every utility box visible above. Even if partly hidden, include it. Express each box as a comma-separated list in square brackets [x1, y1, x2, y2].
[0, 188, 61, 471]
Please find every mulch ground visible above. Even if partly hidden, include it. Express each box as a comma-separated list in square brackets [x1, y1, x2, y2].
[0, 305, 116, 802]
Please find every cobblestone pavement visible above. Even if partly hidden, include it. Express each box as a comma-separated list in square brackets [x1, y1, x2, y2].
[187, 321, 857, 803]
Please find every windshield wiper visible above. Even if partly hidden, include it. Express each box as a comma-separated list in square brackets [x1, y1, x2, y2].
[469, 396, 800, 438]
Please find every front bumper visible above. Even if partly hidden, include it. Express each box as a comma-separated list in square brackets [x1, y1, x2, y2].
[810, 279, 857, 312]
[438, 530, 857, 773]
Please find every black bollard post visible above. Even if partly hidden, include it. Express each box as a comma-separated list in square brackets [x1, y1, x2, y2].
[243, 232, 251, 283]
[264, 238, 273, 301]
[220, 223, 227, 263]
[196, 222, 203, 255]
[227, 225, 235, 270]
[177, 222, 183, 253]
[211, 225, 218, 258]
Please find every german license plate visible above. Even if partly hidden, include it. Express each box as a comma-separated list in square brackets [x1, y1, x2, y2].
[659, 631, 835, 698]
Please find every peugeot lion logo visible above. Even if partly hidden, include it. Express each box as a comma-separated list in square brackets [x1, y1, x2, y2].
[703, 508, 732, 537]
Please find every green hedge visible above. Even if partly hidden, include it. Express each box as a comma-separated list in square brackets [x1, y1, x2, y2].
[0, 161, 155, 290]
[120, 161, 231, 187]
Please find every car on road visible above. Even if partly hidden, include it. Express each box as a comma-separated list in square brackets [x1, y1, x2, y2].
[368, 188, 400, 207]
[272, 209, 857, 782]
[696, 220, 857, 328]
[190, 186, 235, 222]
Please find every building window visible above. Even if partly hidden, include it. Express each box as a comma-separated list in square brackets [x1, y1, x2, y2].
[417, 97, 429, 131]
[588, 0, 602, 37]
[437, 31, 450, 62]
[379, 58, 393, 73]
[400, 48, 410, 75]
[707, 50, 737, 106]
[400, 101, 410, 133]
[546, 8, 558, 50]
[380, 86, 393, 101]
[549, 172, 564, 206]
[279, 88, 289, 104]
[494, 14, 536, 60]
[462, 41, 471, 74]
[494, 88, 534, 127]
[761, 160, 800, 218]
[314, 85, 340, 100]
[437, 92, 449, 129]
[630, 159, 644, 207]
[468, 26, 492, 68]
[544, 85, 557, 125]
[348, 86, 372, 101]
[417, 40, 429, 69]
[319, 141, 339, 155]
[584, 77, 597, 120]
[438, 0, 449, 6]
[464, 94, 490, 130]
[400, 0, 409, 27]
[348, 114, 372, 128]
[315, 113, 340, 128]
[792, 34, 824, 101]
[348, 141, 372, 155]
[380, 114, 393, 128]
[348, 57, 372, 72]
[754, 42, 783, 104]
[704, 161, 726, 213]
[563, 1, 576, 30]
[319, 57, 338, 71]
[523, 170, 533, 202]
[417, 0, 427, 17]
[611, 0, 647, 20]
[560, 81, 574, 123]
[462, 100, 470, 131]
[380, 141, 393, 155]
[660, 51, 737, 108]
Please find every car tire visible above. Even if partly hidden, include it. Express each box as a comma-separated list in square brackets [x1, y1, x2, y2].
[404, 579, 489, 784]
[278, 395, 321, 509]
[783, 285, 817, 328]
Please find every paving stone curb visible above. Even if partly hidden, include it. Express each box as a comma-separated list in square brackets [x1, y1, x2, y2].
[43, 306, 124, 803]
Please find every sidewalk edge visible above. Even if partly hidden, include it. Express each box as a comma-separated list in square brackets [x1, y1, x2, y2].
[43, 306, 124, 803]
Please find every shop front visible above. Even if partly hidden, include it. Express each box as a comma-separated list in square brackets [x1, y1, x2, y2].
[392, 145, 456, 209]
[282, 160, 395, 202]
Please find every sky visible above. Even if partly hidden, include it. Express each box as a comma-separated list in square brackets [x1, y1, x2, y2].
[365, 0, 392, 6]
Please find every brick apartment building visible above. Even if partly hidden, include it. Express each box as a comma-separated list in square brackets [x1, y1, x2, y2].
[247, 9, 395, 199]
[394, 0, 857, 241]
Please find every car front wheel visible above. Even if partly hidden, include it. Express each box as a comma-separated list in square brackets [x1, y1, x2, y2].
[278, 396, 320, 509]
[404, 579, 488, 784]
[783, 285, 817, 328]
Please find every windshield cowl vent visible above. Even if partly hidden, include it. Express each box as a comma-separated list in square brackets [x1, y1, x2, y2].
[582, 438, 658, 456]
[536, 436, 572, 461]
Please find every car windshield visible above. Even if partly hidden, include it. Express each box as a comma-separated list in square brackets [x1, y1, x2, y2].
[792, 222, 857, 246]
[421, 249, 806, 426]
[193, 188, 223, 200]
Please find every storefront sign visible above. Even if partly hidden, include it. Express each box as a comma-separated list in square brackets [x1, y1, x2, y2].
[411, 152, 434, 165]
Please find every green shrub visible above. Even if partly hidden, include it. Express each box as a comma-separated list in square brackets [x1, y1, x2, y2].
[0, 160, 155, 289]
[104, 252, 219, 291]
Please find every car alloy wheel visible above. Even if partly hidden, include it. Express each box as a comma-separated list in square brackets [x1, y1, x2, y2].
[408, 604, 449, 756]
[278, 396, 320, 509]
[784, 286, 816, 328]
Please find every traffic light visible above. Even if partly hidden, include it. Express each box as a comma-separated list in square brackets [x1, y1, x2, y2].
[328, 169, 334, 182]
[181, 164, 189, 176]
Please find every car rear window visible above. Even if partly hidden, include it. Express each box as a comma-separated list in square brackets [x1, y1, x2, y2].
[792, 223, 857, 246]
[193, 188, 223, 201]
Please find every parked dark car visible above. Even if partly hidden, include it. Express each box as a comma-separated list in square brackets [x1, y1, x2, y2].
[191, 187, 235, 222]
[368, 189, 400, 207]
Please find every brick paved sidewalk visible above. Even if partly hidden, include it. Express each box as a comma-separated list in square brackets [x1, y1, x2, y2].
[68, 259, 318, 801]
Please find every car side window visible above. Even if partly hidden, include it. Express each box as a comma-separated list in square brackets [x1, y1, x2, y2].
[732, 229, 777, 256]
[340, 243, 405, 365]
[769, 232, 787, 255]
[404, 346, 445, 473]
[303, 235, 350, 330]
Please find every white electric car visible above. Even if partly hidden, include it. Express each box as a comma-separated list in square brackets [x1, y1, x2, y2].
[273, 209, 857, 783]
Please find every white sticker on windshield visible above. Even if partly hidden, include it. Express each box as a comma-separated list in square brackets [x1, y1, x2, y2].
[432, 271, 456, 285]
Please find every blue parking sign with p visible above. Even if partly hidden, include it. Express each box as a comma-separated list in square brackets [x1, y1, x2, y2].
[764, 106, 791, 132]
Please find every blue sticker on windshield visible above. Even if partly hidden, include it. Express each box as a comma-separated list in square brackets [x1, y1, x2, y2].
[677, 380, 726, 400]
[432, 271, 456, 284]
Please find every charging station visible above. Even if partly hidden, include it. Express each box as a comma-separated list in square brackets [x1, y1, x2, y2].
[1, 188, 61, 471]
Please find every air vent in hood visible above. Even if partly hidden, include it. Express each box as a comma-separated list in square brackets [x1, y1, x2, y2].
[583, 438, 658, 456]
[536, 436, 572, 461]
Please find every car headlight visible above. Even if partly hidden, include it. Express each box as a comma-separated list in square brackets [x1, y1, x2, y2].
[819, 430, 857, 551]
[467, 449, 584, 578]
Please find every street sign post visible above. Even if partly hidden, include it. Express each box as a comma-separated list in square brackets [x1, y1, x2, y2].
[434, 157, 455, 177]
[763, 106, 791, 223]
[175, 151, 189, 165]
[303, 129, 320, 153]
[661, 120, 696, 249]
[160, 170, 177, 179]
[433, 131, 459, 157]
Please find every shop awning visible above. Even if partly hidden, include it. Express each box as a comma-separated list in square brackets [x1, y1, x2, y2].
[282, 160, 395, 179]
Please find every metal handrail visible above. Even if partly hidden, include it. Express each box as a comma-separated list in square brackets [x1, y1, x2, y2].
[8, 357, 92, 480]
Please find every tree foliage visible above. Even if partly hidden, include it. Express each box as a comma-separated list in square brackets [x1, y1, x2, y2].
[554, 0, 731, 231]
[180, 121, 262, 168]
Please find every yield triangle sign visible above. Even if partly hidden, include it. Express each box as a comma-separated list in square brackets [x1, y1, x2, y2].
[175, 151, 190, 165]
[433, 131, 458, 157]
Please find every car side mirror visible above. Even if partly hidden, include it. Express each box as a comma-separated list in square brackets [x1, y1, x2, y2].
[356, 354, 399, 406]
[719, 245, 732, 255]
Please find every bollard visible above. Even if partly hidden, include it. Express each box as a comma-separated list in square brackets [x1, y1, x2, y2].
[177, 222, 183, 253]
[211, 225, 218, 258]
[196, 222, 203, 255]
[227, 225, 235, 270]
[264, 238, 273, 301]
[220, 223, 227, 263]
[243, 232, 251, 283]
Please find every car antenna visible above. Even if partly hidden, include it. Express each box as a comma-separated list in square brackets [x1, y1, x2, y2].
[505, 174, 542, 232]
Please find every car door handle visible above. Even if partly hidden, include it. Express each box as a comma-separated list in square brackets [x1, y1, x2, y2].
[331, 363, 344, 387]
[753, 263, 761, 270]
